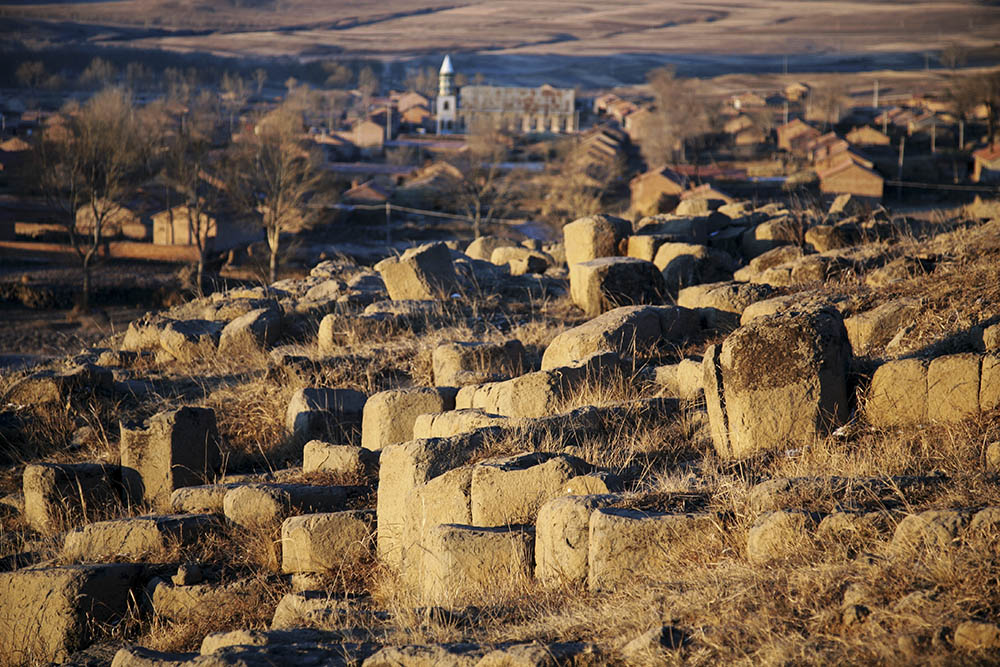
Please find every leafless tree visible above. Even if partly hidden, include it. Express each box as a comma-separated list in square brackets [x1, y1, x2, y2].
[642, 66, 716, 165]
[160, 103, 226, 295]
[221, 71, 250, 134]
[358, 66, 379, 108]
[444, 120, 519, 238]
[16, 61, 46, 92]
[224, 106, 327, 282]
[404, 66, 437, 98]
[950, 72, 1000, 145]
[253, 68, 268, 95]
[940, 43, 969, 70]
[79, 57, 116, 90]
[29, 87, 148, 310]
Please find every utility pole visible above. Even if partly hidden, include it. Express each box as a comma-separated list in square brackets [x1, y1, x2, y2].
[784, 101, 789, 126]
[385, 201, 391, 245]
[783, 55, 788, 75]
[897, 137, 905, 199]
[873, 80, 879, 109]
[931, 122, 936, 153]
[959, 120, 965, 150]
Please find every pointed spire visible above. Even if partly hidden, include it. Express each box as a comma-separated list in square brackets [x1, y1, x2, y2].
[440, 55, 454, 75]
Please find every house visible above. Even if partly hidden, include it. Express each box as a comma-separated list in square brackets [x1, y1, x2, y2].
[395, 91, 430, 113]
[607, 99, 639, 125]
[734, 126, 767, 147]
[777, 118, 820, 152]
[395, 160, 464, 208]
[817, 159, 884, 199]
[75, 200, 144, 239]
[724, 115, 754, 135]
[152, 205, 217, 246]
[347, 119, 385, 150]
[730, 91, 766, 110]
[402, 104, 433, 130]
[629, 167, 688, 216]
[680, 183, 735, 209]
[972, 144, 1000, 183]
[806, 132, 848, 161]
[785, 82, 811, 102]
[593, 93, 620, 114]
[0, 136, 31, 177]
[342, 179, 392, 205]
[813, 145, 874, 173]
[845, 125, 891, 146]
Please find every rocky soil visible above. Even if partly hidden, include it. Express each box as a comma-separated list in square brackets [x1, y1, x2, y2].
[1, 195, 999, 666]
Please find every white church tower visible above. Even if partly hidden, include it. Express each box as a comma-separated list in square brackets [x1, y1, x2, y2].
[436, 55, 457, 134]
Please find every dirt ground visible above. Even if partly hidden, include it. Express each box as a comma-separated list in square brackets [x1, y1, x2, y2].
[3, 0, 1000, 87]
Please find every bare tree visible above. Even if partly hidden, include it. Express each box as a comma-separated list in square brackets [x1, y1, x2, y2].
[642, 66, 716, 165]
[253, 68, 268, 96]
[16, 61, 46, 92]
[404, 66, 437, 97]
[224, 106, 327, 282]
[358, 66, 379, 108]
[950, 72, 1000, 145]
[322, 62, 353, 88]
[79, 57, 116, 90]
[940, 43, 969, 70]
[444, 120, 519, 238]
[29, 88, 147, 310]
[221, 71, 250, 134]
[160, 103, 225, 295]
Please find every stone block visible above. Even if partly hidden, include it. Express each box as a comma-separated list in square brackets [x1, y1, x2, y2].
[541, 305, 697, 370]
[223, 484, 346, 530]
[120, 406, 221, 510]
[149, 579, 248, 624]
[676, 281, 775, 331]
[746, 510, 820, 564]
[971, 322, 1000, 353]
[470, 453, 591, 527]
[374, 242, 458, 301]
[23, 463, 124, 535]
[927, 353, 981, 421]
[62, 513, 220, 562]
[843, 299, 921, 356]
[364, 644, 486, 666]
[399, 466, 474, 591]
[302, 441, 376, 477]
[432, 340, 527, 387]
[982, 353, 1000, 412]
[218, 307, 282, 354]
[466, 235, 516, 261]
[653, 243, 734, 291]
[954, 621, 1000, 650]
[741, 219, 796, 259]
[6, 364, 113, 405]
[420, 524, 533, 607]
[535, 494, 618, 586]
[285, 387, 367, 444]
[891, 509, 971, 552]
[588, 509, 722, 593]
[361, 388, 456, 452]
[158, 319, 223, 362]
[563, 214, 631, 266]
[412, 409, 509, 439]
[490, 246, 549, 275]
[0, 564, 142, 665]
[569, 257, 666, 318]
[866, 358, 928, 426]
[710, 307, 852, 458]
[477, 642, 600, 666]
[376, 432, 489, 570]
[280, 510, 375, 574]
[702, 344, 730, 456]
[170, 483, 243, 514]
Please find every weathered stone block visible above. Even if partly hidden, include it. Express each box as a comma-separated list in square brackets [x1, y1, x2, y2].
[490, 246, 549, 275]
[302, 441, 376, 477]
[927, 353, 981, 422]
[541, 305, 697, 370]
[563, 214, 631, 266]
[285, 387, 367, 444]
[710, 308, 852, 458]
[653, 243, 734, 291]
[120, 406, 221, 510]
[6, 364, 113, 405]
[412, 409, 509, 439]
[62, 513, 220, 562]
[158, 319, 223, 362]
[361, 388, 455, 451]
[466, 235, 516, 261]
[588, 509, 722, 592]
[432, 340, 527, 387]
[843, 299, 921, 356]
[535, 494, 618, 586]
[0, 564, 142, 665]
[280, 510, 375, 574]
[218, 307, 282, 354]
[676, 281, 775, 331]
[982, 353, 1000, 412]
[223, 484, 346, 529]
[170, 483, 243, 514]
[420, 524, 533, 606]
[891, 509, 971, 552]
[569, 257, 666, 317]
[399, 466, 474, 591]
[149, 579, 248, 624]
[866, 358, 928, 427]
[374, 242, 459, 300]
[23, 463, 123, 535]
[746, 510, 820, 564]
[376, 432, 489, 570]
[470, 453, 591, 527]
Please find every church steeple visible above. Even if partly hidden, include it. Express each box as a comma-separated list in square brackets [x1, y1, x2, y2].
[439, 55, 455, 97]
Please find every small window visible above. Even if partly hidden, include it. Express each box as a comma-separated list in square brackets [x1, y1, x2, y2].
[443, 101, 450, 111]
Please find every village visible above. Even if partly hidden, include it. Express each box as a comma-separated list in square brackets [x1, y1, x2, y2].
[1, 55, 999, 303]
[3, 38, 1000, 666]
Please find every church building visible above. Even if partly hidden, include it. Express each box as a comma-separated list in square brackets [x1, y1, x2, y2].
[435, 56, 577, 135]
